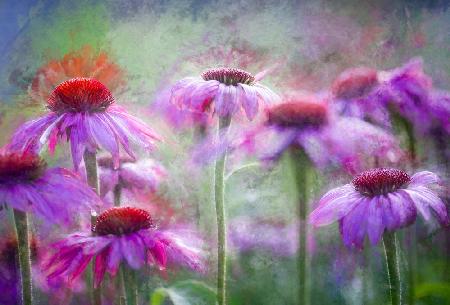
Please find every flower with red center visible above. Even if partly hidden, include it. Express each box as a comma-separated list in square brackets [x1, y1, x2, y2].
[330, 66, 390, 127]
[310, 169, 448, 248]
[81, 154, 166, 199]
[332, 67, 378, 100]
[44, 207, 205, 287]
[0, 149, 100, 224]
[10, 77, 161, 170]
[374, 57, 434, 133]
[267, 100, 328, 129]
[170, 67, 278, 121]
[192, 91, 403, 173]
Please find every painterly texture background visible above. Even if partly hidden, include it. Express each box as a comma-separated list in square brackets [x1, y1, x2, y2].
[0, 0, 449, 304]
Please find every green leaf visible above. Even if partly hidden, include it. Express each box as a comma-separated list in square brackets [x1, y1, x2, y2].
[415, 282, 450, 301]
[150, 280, 216, 305]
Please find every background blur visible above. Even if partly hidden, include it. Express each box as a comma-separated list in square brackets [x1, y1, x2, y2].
[0, 0, 449, 304]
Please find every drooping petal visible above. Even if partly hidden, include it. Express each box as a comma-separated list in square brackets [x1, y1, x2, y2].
[409, 171, 441, 187]
[239, 84, 258, 120]
[94, 248, 109, 288]
[309, 186, 361, 227]
[366, 197, 384, 245]
[340, 198, 369, 249]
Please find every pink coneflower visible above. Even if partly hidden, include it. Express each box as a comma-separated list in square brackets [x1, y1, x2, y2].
[44, 207, 205, 287]
[10, 77, 161, 170]
[193, 92, 403, 173]
[330, 67, 390, 127]
[310, 168, 449, 249]
[372, 58, 434, 133]
[0, 150, 100, 224]
[170, 67, 279, 121]
[81, 154, 167, 200]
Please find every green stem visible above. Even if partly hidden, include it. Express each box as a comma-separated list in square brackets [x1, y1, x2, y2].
[383, 232, 402, 305]
[362, 244, 370, 305]
[113, 184, 122, 207]
[83, 150, 102, 305]
[288, 149, 312, 305]
[13, 209, 32, 305]
[122, 265, 138, 305]
[215, 116, 231, 305]
[224, 162, 260, 181]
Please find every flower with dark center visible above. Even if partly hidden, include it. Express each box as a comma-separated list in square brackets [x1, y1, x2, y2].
[0, 149, 101, 224]
[82, 154, 166, 199]
[170, 67, 278, 121]
[0, 152, 47, 182]
[47, 78, 115, 113]
[191, 92, 404, 173]
[352, 168, 411, 197]
[93, 207, 154, 236]
[10, 77, 161, 170]
[332, 67, 378, 100]
[267, 101, 328, 129]
[201, 68, 255, 86]
[330, 66, 390, 128]
[44, 206, 205, 287]
[310, 169, 448, 248]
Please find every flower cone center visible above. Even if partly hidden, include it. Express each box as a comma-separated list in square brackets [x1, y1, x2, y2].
[93, 207, 154, 236]
[267, 101, 328, 128]
[0, 153, 46, 182]
[201, 67, 255, 86]
[352, 168, 410, 196]
[47, 77, 115, 113]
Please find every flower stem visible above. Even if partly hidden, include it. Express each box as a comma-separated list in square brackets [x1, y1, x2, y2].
[83, 150, 102, 305]
[13, 209, 32, 305]
[289, 148, 312, 305]
[122, 265, 138, 305]
[215, 116, 231, 305]
[113, 184, 122, 207]
[383, 231, 402, 305]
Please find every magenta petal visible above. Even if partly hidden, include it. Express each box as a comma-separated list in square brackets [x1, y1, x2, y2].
[106, 240, 122, 276]
[120, 235, 145, 269]
[309, 186, 360, 227]
[149, 240, 167, 269]
[94, 248, 109, 288]
[69, 254, 94, 282]
[340, 198, 368, 249]
[366, 197, 384, 245]
[239, 84, 258, 120]
[409, 171, 440, 187]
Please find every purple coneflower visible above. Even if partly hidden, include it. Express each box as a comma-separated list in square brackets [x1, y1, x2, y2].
[331, 67, 390, 127]
[81, 155, 166, 205]
[0, 150, 100, 224]
[310, 168, 448, 248]
[170, 67, 278, 121]
[10, 77, 161, 170]
[309, 168, 448, 305]
[195, 92, 403, 173]
[171, 67, 278, 305]
[44, 207, 205, 289]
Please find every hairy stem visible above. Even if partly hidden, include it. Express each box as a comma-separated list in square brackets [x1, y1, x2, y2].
[289, 149, 312, 305]
[113, 184, 122, 207]
[383, 231, 402, 305]
[83, 150, 102, 305]
[215, 116, 231, 305]
[122, 265, 138, 305]
[14, 209, 32, 305]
